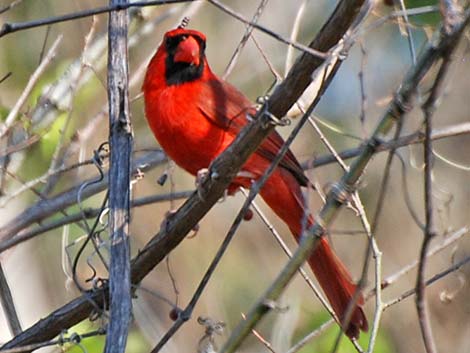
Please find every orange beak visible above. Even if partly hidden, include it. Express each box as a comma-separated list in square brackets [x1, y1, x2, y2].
[174, 36, 200, 66]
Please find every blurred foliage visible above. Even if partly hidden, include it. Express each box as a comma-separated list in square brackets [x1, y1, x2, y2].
[39, 112, 68, 158]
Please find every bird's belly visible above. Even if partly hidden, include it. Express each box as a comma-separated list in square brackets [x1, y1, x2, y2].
[151, 112, 230, 176]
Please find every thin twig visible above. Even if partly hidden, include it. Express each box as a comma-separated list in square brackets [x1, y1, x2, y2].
[222, 0, 270, 79]
[207, 0, 327, 60]
[0, 263, 22, 335]
[397, 0, 417, 64]
[306, 121, 470, 168]
[386, 254, 470, 310]
[416, 50, 454, 353]
[365, 123, 404, 353]
[0, 0, 193, 37]
[0, 328, 106, 353]
[241, 312, 277, 353]
[378, 227, 469, 291]
[0, 151, 165, 253]
[286, 318, 335, 353]
[43, 18, 98, 197]
[0, 72, 12, 84]
[245, 191, 336, 320]
[284, 0, 307, 76]
[0, 0, 24, 15]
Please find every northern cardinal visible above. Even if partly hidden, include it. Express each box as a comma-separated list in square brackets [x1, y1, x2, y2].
[143, 27, 368, 338]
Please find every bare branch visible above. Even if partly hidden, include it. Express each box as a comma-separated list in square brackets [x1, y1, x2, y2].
[0, 0, 193, 37]
[207, 0, 326, 60]
[104, 1, 133, 351]
[0, 151, 165, 245]
[0, 264, 22, 335]
[416, 45, 456, 353]
[222, 0, 270, 79]
[0, 190, 192, 253]
[0, 0, 24, 15]
[307, 121, 470, 168]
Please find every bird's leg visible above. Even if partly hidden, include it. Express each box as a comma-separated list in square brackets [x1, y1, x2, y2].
[196, 168, 210, 185]
[195, 168, 210, 201]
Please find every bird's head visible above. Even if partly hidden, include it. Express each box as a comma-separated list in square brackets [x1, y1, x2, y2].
[162, 28, 207, 85]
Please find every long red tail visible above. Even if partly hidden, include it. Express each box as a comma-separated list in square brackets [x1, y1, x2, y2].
[259, 167, 368, 339]
[309, 237, 368, 338]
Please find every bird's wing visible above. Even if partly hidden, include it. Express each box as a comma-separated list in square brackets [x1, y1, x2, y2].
[197, 78, 308, 186]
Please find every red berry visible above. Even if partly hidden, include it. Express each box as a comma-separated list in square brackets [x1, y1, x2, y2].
[243, 208, 254, 221]
[169, 308, 179, 321]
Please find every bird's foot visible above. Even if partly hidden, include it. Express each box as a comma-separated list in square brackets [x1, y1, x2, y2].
[255, 95, 290, 127]
[196, 168, 219, 201]
[196, 168, 209, 200]
[160, 209, 177, 233]
[196, 168, 210, 186]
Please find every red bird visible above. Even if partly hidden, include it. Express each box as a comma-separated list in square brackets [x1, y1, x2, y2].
[143, 27, 368, 338]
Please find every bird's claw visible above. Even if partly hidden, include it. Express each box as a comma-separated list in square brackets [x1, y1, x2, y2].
[160, 209, 177, 233]
[255, 95, 290, 127]
[196, 168, 220, 200]
[187, 223, 200, 238]
[196, 168, 209, 185]
[196, 168, 209, 200]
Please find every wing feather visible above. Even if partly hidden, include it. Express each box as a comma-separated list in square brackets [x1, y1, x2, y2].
[197, 78, 308, 186]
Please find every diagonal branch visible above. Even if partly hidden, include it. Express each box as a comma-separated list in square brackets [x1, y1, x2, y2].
[0, 264, 22, 336]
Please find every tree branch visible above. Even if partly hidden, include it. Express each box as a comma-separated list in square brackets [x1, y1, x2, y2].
[307, 121, 470, 168]
[0, 264, 22, 336]
[0, 0, 192, 37]
[104, 1, 133, 351]
[416, 48, 455, 353]
[0, 151, 165, 247]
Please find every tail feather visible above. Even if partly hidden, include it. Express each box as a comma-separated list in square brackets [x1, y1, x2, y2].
[309, 237, 368, 338]
[258, 167, 368, 339]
